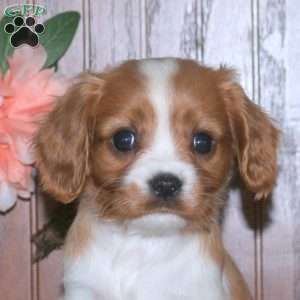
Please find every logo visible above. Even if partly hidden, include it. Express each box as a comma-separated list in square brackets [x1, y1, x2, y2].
[3, 4, 46, 48]
[4, 4, 47, 17]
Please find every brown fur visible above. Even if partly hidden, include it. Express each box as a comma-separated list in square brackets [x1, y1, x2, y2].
[171, 60, 234, 231]
[64, 206, 92, 258]
[34, 58, 278, 299]
[34, 73, 104, 203]
[219, 73, 279, 199]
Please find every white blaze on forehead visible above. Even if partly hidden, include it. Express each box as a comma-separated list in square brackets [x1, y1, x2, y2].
[124, 58, 196, 196]
[139, 58, 178, 156]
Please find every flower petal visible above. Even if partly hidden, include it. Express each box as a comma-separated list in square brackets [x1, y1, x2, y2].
[0, 80, 13, 98]
[12, 135, 34, 164]
[0, 45, 68, 210]
[7, 45, 47, 85]
[0, 181, 17, 212]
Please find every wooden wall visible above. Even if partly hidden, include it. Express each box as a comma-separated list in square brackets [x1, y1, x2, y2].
[0, 1, 299, 299]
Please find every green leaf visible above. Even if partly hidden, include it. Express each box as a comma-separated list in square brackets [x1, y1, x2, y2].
[40, 11, 80, 68]
[0, 16, 14, 74]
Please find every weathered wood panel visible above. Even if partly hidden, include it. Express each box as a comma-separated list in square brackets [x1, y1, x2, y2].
[89, 0, 142, 71]
[144, 0, 197, 58]
[284, 3, 300, 298]
[0, 201, 32, 300]
[200, 0, 256, 296]
[258, 1, 300, 300]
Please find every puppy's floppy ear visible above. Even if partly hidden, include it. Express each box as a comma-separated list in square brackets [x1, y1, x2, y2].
[34, 73, 104, 203]
[220, 69, 280, 200]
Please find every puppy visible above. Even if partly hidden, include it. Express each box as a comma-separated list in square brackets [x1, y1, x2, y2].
[35, 58, 279, 300]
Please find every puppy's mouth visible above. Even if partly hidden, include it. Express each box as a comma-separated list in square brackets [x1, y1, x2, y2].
[144, 195, 194, 219]
[148, 195, 181, 209]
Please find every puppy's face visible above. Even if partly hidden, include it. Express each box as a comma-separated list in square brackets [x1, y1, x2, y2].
[90, 60, 233, 227]
[35, 59, 279, 230]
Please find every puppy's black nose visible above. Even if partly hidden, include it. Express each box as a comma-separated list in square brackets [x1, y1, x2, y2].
[149, 173, 183, 200]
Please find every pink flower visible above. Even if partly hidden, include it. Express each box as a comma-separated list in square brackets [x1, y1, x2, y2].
[0, 45, 67, 212]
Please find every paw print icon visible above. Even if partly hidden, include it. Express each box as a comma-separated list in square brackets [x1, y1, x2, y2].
[4, 16, 45, 47]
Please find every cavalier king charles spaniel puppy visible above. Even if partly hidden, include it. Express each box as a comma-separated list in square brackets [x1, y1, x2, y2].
[35, 58, 279, 300]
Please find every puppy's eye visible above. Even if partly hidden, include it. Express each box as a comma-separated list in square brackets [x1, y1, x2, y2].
[112, 129, 136, 152]
[192, 132, 213, 154]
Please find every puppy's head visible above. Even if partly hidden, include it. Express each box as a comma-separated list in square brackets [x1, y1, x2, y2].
[35, 59, 279, 230]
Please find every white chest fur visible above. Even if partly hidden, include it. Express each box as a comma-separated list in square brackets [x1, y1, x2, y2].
[63, 214, 228, 300]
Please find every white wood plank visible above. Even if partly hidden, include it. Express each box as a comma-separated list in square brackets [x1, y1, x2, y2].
[201, 0, 253, 95]
[89, 0, 141, 71]
[144, 0, 197, 58]
[200, 0, 256, 296]
[259, 0, 300, 299]
[0, 201, 32, 300]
